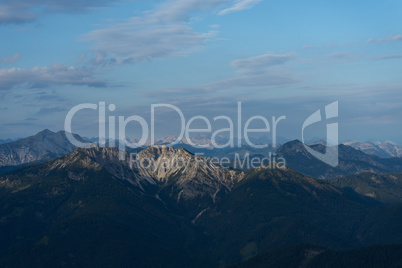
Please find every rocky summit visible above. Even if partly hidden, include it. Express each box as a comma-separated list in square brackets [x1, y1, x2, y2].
[134, 145, 244, 201]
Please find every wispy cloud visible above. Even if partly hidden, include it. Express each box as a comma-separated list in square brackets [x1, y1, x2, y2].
[83, 0, 231, 65]
[325, 52, 358, 62]
[372, 54, 402, 60]
[35, 106, 68, 116]
[218, 0, 262, 15]
[302, 43, 337, 49]
[201, 72, 297, 92]
[1, 54, 22, 64]
[83, 0, 263, 66]
[1, 121, 40, 127]
[0, 5, 37, 25]
[0, 63, 106, 90]
[366, 34, 402, 43]
[217, 52, 297, 89]
[327, 52, 350, 59]
[84, 23, 217, 66]
[232, 53, 295, 74]
[0, 0, 126, 25]
[150, 0, 229, 21]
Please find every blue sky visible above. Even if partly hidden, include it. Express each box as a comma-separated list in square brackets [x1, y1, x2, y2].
[0, 0, 401, 142]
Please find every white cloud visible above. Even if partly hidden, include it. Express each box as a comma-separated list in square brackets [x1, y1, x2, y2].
[218, 0, 262, 15]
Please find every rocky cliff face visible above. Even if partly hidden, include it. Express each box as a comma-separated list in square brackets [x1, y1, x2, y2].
[133, 145, 244, 201]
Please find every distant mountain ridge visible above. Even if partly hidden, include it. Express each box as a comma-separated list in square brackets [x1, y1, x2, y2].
[0, 129, 85, 170]
[0, 138, 20, 145]
[276, 140, 402, 179]
[343, 141, 402, 158]
[85, 134, 290, 149]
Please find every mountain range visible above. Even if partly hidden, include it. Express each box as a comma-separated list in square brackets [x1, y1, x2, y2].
[2, 142, 402, 266]
[2, 130, 402, 266]
[0, 130, 278, 175]
[87, 134, 290, 150]
[3, 130, 402, 180]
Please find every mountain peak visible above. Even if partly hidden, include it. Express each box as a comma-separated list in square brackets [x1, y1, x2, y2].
[37, 129, 55, 135]
[281, 139, 303, 147]
[138, 144, 193, 159]
[276, 140, 307, 154]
